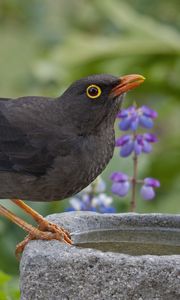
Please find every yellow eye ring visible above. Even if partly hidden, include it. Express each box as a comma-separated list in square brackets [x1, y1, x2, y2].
[86, 84, 102, 99]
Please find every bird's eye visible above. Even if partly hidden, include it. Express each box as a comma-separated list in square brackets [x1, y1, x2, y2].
[86, 84, 102, 99]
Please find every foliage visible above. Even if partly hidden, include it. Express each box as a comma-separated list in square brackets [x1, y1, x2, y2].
[0, 0, 179, 277]
[0, 271, 19, 300]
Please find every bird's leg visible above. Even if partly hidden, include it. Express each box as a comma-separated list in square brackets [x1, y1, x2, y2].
[0, 200, 72, 258]
[0, 204, 45, 234]
[11, 199, 71, 240]
[0, 203, 71, 258]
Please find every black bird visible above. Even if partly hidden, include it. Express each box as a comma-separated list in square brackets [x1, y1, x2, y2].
[0, 73, 145, 255]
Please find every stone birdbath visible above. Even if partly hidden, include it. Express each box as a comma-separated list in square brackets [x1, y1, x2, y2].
[20, 211, 180, 300]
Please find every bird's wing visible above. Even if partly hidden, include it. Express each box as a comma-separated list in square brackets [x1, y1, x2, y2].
[0, 97, 72, 176]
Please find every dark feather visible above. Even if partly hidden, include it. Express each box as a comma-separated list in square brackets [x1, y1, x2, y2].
[0, 97, 71, 176]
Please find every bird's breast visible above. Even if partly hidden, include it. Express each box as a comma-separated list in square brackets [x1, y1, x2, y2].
[83, 130, 115, 181]
[42, 128, 115, 200]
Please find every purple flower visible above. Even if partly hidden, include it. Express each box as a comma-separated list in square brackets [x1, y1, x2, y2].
[116, 135, 134, 157]
[117, 105, 158, 131]
[116, 133, 157, 157]
[92, 193, 116, 213]
[115, 134, 131, 146]
[112, 103, 160, 207]
[140, 186, 155, 200]
[143, 133, 158, 143]
[110, 172, 130, 197]
[140, 177, 160, 200]
[67, 195, 93, 211]
[118, 106, 139, 131]
[141, 106, 158, 119]
[144, 177, 160, 188]
[67, 177, 116, 213]
[110, 172, 129, 182]
[99, 206, 116, 213]
[135, 133, 158, 155]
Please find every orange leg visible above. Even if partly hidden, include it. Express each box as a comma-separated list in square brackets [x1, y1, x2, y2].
[0, 200, 72, 258]
[11, 199, 71, 238]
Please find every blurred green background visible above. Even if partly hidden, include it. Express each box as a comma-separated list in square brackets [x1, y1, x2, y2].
[0, 0, 179, 294]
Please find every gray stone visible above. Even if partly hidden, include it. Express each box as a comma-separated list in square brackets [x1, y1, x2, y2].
[20, 212, 180, 300]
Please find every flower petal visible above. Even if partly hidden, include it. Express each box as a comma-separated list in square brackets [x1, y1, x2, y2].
[127, 106, 137, 114]
[130, 118, 139, 131]
[119, 117, 132, 131]
[111, 182, 130, 197]
[99, 205, 116, 213]
[140, 185, 155, 200]
[69, 197, 82, 210]
[141, 106, 158, 119]
[139, 115, 154, 129]
[66, 207, 76, 212]
[117, 109, 129, 118]
[134, 140, 142, 155]
[144, 178, 160, 188]
[143, 133, 158, 143]
[82, 194, 91, 204]
[110, 172, 129, 182]
[120, 141, 134, 157]
[116, 135, 131, 147]
[142, 140, 152, 153]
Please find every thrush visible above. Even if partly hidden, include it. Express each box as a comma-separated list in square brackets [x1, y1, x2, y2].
[0, 73, 145, 256]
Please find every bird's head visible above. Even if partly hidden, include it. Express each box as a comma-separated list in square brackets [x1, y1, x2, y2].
[60, 74, 145, 134]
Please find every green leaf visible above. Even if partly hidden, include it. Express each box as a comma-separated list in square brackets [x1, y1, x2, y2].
[0, 271, 10, 286]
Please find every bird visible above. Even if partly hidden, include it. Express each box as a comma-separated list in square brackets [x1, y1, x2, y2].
[0, 73, 145, 256]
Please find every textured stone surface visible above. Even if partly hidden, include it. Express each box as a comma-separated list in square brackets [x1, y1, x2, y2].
[20, 212, 180, 300]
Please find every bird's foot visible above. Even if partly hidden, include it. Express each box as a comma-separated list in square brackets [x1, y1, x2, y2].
[15, 221, 72, 259]
[38, 219, 71, 240]
[16, 234, 32, 259]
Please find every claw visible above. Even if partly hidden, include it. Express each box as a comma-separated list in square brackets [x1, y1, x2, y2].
[15, 224, 72, 259]
[15, 234, 33, 259]
[38, 220, 72, 243]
